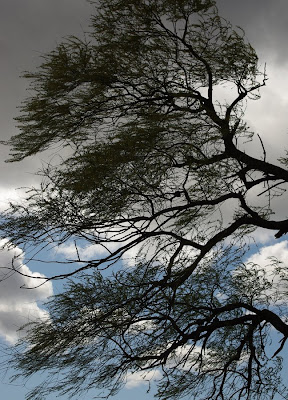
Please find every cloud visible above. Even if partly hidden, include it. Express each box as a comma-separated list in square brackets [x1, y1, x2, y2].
[56, 241, 120, 262]
[218, 0, 288, 65]
[248, 228, 276, 246]
[0, 240, 53, 344]
[246, 240, 288, 267]
[125, 369, 162, 389]
[55, 228, 154, 266]
[240, 240, 288, 303]
[0, 187, 29, 212]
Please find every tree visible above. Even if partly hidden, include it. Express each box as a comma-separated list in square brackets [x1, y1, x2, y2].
[2, 0, 288, 399]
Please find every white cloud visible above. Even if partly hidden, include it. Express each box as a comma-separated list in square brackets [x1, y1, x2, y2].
[0, 239, 53, 344]
[125, 369, 162, 389]
[241, 240, 288, 302]
[0, 187, 28, 212]
[245, 62, 288, 155]
[247, 240, 288, 266]
[248, 228, 276, 245]
[56, 241, 120, 261]
[55, 233, 153, 267]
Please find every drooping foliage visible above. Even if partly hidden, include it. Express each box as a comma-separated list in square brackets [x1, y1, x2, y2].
[2, 1, 288, 399]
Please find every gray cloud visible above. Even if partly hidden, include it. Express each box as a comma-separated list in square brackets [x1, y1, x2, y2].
[217, 0, 288, 64]
[0, 0, 94, 190]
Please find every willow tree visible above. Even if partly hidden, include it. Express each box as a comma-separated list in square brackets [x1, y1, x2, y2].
[2, 0, 288, 399]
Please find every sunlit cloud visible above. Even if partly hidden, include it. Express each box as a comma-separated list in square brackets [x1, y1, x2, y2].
[0, 239, 53, 344]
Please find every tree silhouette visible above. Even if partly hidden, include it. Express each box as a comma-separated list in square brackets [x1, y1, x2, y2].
[2, 1, 288, 399]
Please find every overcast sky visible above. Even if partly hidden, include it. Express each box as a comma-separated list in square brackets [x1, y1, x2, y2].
[0, 1, 288, 399]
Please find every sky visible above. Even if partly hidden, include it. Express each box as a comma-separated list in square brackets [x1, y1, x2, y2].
[0, 0, 288, 399]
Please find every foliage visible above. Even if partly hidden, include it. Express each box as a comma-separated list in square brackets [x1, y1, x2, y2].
[2, 0, 288, 399]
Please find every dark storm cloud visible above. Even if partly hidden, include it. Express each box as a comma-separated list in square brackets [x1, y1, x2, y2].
[217, 0, 288, 64]
[0, 0, 93, 189]
[0, 0, 93, 139]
